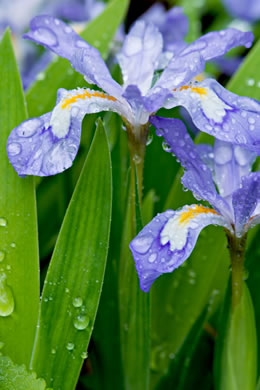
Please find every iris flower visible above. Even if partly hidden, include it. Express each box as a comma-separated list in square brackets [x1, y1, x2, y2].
[222, 0, 260, 22]
[130, 116, 260, 292]
[7, 15, 259, 176]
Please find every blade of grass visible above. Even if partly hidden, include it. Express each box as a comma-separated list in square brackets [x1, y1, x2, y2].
[0, 29, 39, 366]
[31, 119, 112, 390]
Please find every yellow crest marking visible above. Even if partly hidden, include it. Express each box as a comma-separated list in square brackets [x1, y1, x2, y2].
[61, 90, 116, 109]
[173, 85, 208, 96]
[179, 205, 219, 225]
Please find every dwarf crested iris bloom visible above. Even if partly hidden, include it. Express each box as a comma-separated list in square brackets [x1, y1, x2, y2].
[140, 4, 188, 53]
[130, 116, 260, 292]
[222, 0, 260, 22]
[7, 15, 260, 176]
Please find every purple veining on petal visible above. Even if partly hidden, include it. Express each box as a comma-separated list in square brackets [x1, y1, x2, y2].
[164, 78, 260, 153]
[232, 172, 260, 235]
[117, 20, 163, 95]
[181, 28, 254, 61]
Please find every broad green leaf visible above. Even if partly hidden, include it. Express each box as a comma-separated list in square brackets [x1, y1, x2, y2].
[156, 307, 209, 390]
[228, 39, 260, 98]
[83, 115, 128, 390]
[26, 0, 129, 117]
[151, 226, 229, 386]
[119, 185, 150, 390]
[31, 120, 112, 389]
[0, 356, 49, 390]
[214, 281, 257, 390]
[0, 30, 39, 365]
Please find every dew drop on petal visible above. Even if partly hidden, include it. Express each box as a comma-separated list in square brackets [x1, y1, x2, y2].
[148, 253, 157, 263]
[131, 234, 153, 254]
[16, 118, 42, 137]
[75, 40, 89, 48]
[8, 142, 21, 156]
[33, 28, 58, 46]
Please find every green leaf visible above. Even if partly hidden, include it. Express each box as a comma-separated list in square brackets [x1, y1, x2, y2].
[156, 306, 209, 390]
[0, 30, 39, 365]
[151, 226, 229, 386]
[26, 0, 129, 117]
[214, 280, 257, 390]
[0, 356, 49, 390]
[31, 119, 112, 389]
[227, 39, 260, 99]
[119, 189, 150, 390]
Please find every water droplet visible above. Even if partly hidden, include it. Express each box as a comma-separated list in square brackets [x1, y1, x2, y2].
[81, 351, 88, 359]
[162, 141, 171, 152]
[66, 342, 74, 351]
[36, 72, 45, 81]
[0, 273, 14, 317]
[72, 297, 83, 308]
[146, 132, 153, 146]
[76, 40, 89, 48]
[33, 28, 58, 46]
[0, 251, 5, 262]
[246, 78, 255, 86]
[6, 265, 11, 271]
[10, 243, 16, 248]
[73, 315, 90, 330]
[65, 288, 70, 293]
[133, 154, 141, 164]
[0, 218, 7, 227]
[148, 253, 157, 263]
[16, 118, 42, 137]
[51, 348, 56, 354]
[8, 142, 21, 156]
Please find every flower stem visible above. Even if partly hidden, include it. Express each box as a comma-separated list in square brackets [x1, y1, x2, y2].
[126, 123, 148, 236]
[225, 230, 247, 309]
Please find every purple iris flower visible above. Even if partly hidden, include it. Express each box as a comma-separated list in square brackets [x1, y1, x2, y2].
[222, 0, 260, 22]
[6, 15, 259, 176]
[130, 116, 260, 292]
[140, 4, 188, 53]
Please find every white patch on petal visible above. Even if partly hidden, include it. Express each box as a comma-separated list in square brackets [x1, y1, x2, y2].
[160, 213, 189, 251]
[201, 89, 232, 123]
[50, 104, 71, 138]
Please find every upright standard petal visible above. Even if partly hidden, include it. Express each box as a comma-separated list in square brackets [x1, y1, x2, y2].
[154, 50, 205, 91]
[150, 116, 228, 212]
[140, 5, 188, 52]
[117, 21, 163, 95]
[181, 28, 253, 61]
[222, 0, 260, 22]
[214, 140, 256, 198]
[24, 16, 123, 99]
[7, 87, 126, 176]
[130, 205, 228, 292]
[164, 79, 260, 153]
[232, 173, 260, 235]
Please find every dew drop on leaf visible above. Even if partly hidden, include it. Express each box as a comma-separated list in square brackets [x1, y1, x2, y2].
[0, 273, 14, 317]
[72, 297, 83, 308]
[66, 342, 74, 351]
[0, 218, 7, 227]
[73, 315, 90, 330]
[0, 251, 5, 262]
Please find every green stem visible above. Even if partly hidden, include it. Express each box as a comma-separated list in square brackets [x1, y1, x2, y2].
[226, 230, 247, 309]
[126, 123, 148, 237]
